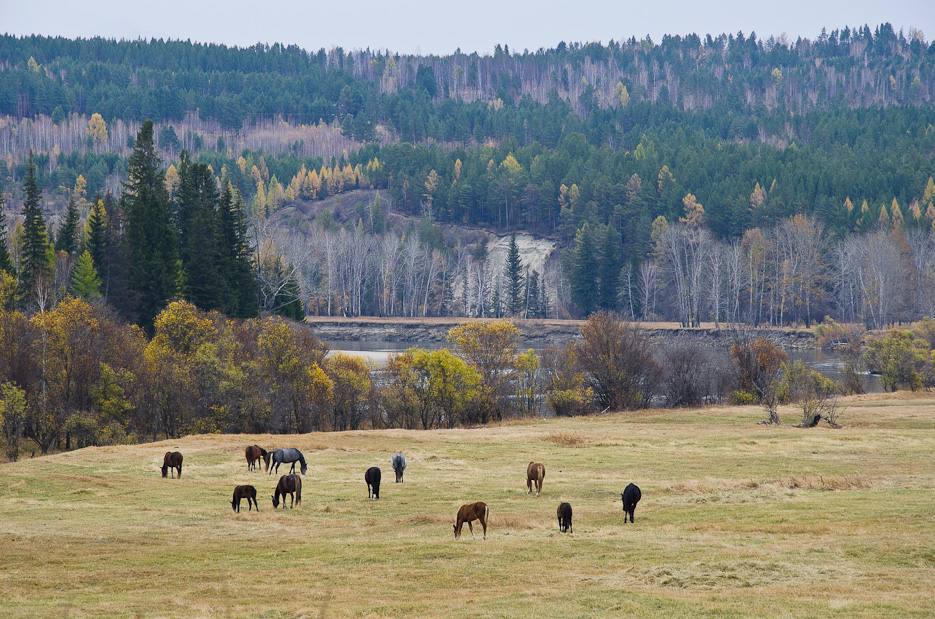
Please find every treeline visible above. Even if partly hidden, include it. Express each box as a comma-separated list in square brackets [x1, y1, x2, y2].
[2, 24, 933, 131]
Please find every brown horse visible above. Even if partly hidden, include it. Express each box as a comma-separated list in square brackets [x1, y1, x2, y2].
[526, 462, 545, 496]
[161, 451, 183, 478]
[272, 474, 302, 509]
[453, 502, 489, 540]
[245, 445, 268, 471]
[231, 485, 258, 512]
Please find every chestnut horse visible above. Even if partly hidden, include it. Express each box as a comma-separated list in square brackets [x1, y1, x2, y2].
[231, 485, 258, 512]
[272, 474, 302, 509]
[245, 445, 268, 471]
[161, 451, 183, 478]
[526, 462, 545, 496]
[453, 502, 489, 540]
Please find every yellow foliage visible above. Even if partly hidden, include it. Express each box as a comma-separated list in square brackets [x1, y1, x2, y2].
[87, 113, 108, 145]
[152, 300, 217, 358]
[165, 164, 180, 195]
[680, 193, 705, 228]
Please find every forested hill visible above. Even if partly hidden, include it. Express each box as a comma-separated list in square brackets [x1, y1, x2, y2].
[2, 23, 934, 132]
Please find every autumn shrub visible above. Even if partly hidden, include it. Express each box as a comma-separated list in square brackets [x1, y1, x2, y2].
[864, 329, 925, 392]
[447, 321, 518, 421]
[540, 345, 593, 416]
[659, 340, 733, 407]
[573, 313, 660, 411]
[730, 334, 788, 423]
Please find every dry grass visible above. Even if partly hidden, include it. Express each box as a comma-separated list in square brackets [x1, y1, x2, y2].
[1, 392, 934, 618]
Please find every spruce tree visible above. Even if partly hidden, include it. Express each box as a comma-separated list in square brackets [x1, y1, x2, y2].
[504, 233, 524, 316]
[20, 154, 52, 301]
[177, 151, 225, 312]
[571, 222, 598, 316]
[124, 121, 177, 333]
[70, 250, 102, 300]
[85, 197, 107, 272]
[0, 195, 14, 276]
[598, 224, 621, 311]
[217, 182, 258, 318]
[525, 269, 540, 318]
[56, 195, 80, 255]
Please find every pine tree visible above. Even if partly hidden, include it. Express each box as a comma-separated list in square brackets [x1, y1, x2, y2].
[525, 269, 540, 318]
[20, 154, 52, 302]
[70, 250, 102, 300]
[0, 194, 14, 276]
[571, 222, 598, 316]
[85, 197, 107, 271]
[177, 151, 225, 312]
[505, 233, 524, 316]
[56, 195, 80, 255]
[124, 120, 178, 333]
[217, 182, 258, 318]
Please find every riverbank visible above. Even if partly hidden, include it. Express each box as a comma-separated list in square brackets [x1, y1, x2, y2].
[306, 316, 816, 349]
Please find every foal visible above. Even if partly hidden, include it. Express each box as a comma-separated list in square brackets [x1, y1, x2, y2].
[231, 485, 258, 512]
[453, 502, 489, 540]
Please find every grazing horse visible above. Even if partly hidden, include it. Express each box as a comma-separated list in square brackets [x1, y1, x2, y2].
[526, 462, 545, 496]
[557, 502, 573, 533]
[365, 467, 381, 499]
[245, 445, 268, 471]
[272, 475, 302, 509]
[391, 452, 407, 483]
[161, 451, 183, 478]
[268, 448, 307, 475]
[231, 485, 258, 512]
[621, 483, 641, 523]
[454, 502, 489, 540]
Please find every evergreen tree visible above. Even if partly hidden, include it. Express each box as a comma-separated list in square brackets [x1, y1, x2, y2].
[0, 195, 13, 276]
[217, 182, 258, 318]
[70, 250, 101, 300]
[124, 121, 178, 332]
[20, 154, 52, 302]
[56, 195, 80, 255]
[571, 222, 599, 316]
[276, 266, 305, 321]
[505, 233, 524, 316]
[98, 193, 133, 318]
[598, 224, 621, 311]
[85, 196, 107, 272]
[177, 151, 225, 312]
[525, 269, 540, 318]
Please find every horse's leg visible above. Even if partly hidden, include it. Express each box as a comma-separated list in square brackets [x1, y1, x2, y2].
[526, 478, 531, 494]
[468, 521, 476, 540]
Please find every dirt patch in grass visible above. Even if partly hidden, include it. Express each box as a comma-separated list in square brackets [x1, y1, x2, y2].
[541, 432, 589, 448]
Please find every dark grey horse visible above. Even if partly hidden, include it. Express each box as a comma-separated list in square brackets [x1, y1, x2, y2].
[391, 452, 407, 483]
[268, 448, 307, 475]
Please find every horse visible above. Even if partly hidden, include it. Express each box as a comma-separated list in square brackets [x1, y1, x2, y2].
[557, 502, 573, 533]
[391, 452, 407, 483]
[245, 445, 268, 471]
[268, 448, 307, 476]
[526, 462, 545, 496]
[621, 483, 641, 523]
[231, 485, 258, 512]
[454, 502, 489, 540]
[272, 474, 302, 509]
[365, 467, 381, 499]
[161, 451, 183, 478]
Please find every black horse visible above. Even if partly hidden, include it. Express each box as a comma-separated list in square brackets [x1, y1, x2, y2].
[621, 483, 641, 523]
[365, 467, 381, 500]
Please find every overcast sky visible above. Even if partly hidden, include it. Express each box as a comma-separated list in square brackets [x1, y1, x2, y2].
[2, 0, 932, 56]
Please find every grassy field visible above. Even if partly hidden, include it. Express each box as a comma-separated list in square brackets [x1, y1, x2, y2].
[1, 394, 933, 618]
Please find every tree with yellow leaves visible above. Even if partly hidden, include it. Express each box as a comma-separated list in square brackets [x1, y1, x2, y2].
[447, 320, 519, 422]
[87, 113, 108, 150]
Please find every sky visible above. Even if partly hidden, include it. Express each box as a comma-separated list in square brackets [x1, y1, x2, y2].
[2, 0, 932, 56]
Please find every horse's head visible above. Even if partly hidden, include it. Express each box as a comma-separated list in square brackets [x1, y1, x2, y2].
[300, 463, 308, 475]
[453, 524, 460, 539]
[161, 465, 168, 478]
[231, 500, 236, 511]
[271, 494, 279, 508]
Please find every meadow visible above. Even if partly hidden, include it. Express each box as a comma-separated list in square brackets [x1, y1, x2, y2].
[1, 393, 933, 618]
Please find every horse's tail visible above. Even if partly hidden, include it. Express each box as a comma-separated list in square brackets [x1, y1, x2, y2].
[296, 478, 302, 505]
[484, 504, 489, 522]
[537, 465, 544, 484]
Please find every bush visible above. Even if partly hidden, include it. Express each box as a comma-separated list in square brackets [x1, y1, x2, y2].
[573, 313, 661, 411]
